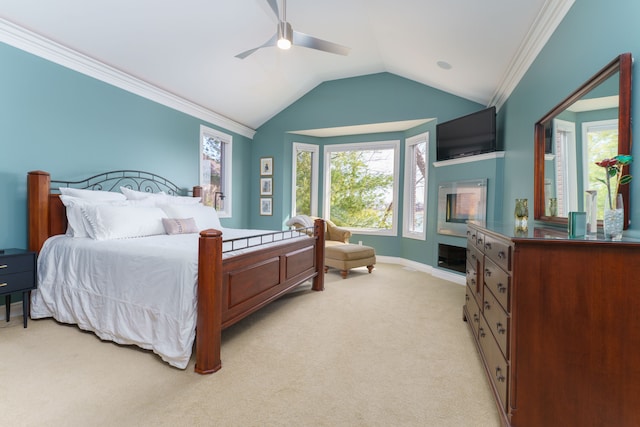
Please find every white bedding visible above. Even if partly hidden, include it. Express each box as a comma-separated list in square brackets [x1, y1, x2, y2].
[31, 229, 309, 369]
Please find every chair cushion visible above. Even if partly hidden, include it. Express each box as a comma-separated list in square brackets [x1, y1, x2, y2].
[325, 243, 375, 261]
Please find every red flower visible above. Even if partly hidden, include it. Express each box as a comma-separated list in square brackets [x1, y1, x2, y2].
[595, 158, 619, 168]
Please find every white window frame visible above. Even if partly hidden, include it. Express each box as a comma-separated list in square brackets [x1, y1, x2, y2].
[199, 125, 232, 218]
[403, 132, 429, 240]
[323, 140, 400, 236]
[291, 142, 319, 217]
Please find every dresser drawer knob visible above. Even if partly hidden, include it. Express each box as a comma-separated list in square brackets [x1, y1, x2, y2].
[484, 301, 491, 310]
[465, 294, 470, 302]
[485, 242, 492, 250]
[495, 367, 506, 382]
[497, 283, 507, 293]
[473, 314, 479, 323]
[479, 327, 486, 338]
[484, 269, 492, 278]
[498, 251, 506, 260]
[470, 278, 476, 286]
[496, 322, 506, 334]
[477, 238, 483, 245]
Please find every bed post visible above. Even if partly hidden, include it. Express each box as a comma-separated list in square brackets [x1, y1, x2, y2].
[28, 171, 51, 253]
[312, 218, 325, 291]
[192, 185, 202, 198]
[195, 228, 223, 374]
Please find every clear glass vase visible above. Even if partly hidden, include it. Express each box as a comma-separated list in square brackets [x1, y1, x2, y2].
[603, 193, 624, 240]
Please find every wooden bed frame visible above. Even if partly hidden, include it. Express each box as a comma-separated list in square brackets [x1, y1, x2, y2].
[27, 170, 325, 374]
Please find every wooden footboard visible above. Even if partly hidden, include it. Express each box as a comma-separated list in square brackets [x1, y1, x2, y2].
[27, 170, 325, 375]
[195, 219, 324, 374]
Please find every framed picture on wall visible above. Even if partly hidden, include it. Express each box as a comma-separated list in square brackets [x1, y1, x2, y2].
[260, 157, 273, 176]
[260, 198, 273, 216]
[260, 177, 273, 196]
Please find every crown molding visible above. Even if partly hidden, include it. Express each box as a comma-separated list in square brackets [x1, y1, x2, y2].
[0, 18, 256, 139]
[489, 0, 575, 110]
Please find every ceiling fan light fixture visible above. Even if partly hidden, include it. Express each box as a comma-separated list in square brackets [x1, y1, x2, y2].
[277, 21, 293, 50]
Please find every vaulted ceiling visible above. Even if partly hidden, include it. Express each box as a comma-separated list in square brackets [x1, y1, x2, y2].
[0, 0, 574, 134]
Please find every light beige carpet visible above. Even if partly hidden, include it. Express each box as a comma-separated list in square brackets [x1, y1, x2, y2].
[2, 263, 501, 427]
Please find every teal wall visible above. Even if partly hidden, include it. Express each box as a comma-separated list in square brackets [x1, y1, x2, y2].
[0, 42, 252, 250]
[500, 0, 640, 237]
[251, 72, 487, 267]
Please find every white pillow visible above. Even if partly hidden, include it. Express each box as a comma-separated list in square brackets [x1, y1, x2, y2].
[160, 204, 222, 231]
[120, 186, 166, 200]
[81, 205, 168, 240]
[59, 187, 126, 201]
[59, 195, 126, 237]
[120, 187, 201, 205]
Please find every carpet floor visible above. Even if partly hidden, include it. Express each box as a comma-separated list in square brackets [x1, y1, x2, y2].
[2, 263, 501, 426]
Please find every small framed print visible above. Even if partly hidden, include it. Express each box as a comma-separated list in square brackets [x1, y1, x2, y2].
[260, 198, 272, 216]
[260, 157, 273, 176]
[260, 177, 273, 196]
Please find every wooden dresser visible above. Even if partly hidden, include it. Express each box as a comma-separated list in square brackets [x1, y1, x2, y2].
[463, 222, 640, 427]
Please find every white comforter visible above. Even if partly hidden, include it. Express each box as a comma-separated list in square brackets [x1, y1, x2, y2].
[31, 229, 307, 369]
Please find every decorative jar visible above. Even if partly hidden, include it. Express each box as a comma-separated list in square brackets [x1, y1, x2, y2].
[515, 199, 528, 231]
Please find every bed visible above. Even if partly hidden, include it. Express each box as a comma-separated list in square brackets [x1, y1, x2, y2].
[27, 170, 325, 374]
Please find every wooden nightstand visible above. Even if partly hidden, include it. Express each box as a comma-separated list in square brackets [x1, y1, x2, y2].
[0, 249, 37, 328]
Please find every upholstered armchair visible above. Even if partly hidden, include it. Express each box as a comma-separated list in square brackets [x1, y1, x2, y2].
[286, 215, 352, 246]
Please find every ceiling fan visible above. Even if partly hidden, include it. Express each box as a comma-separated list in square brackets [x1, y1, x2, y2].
[235, 0, 350, 59]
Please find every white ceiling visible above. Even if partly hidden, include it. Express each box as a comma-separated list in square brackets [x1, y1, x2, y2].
[0, 0, 573, 133]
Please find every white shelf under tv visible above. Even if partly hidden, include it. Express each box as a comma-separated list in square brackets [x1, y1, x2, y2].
[432, 151, 505, 167]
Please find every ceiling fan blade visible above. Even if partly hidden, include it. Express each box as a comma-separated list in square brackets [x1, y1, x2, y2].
[235, 33, 278, 59]
[292, 31, 350, 56]
[265, 0, 280, 20]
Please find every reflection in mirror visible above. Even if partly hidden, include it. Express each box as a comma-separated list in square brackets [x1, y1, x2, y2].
[534, 53, 632, 229]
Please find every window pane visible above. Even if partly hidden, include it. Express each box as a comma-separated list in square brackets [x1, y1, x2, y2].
[408, 141, 427, 233]
[201, 135, 224, 210]
[295, 150, 313, 216]
[329, 148, 394, 229]
[585, 121, 618, 218]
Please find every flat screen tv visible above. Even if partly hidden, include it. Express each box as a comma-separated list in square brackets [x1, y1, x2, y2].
[436, 106, 497, 161]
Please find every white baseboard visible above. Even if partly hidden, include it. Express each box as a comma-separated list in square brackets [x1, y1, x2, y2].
[1, 301, 24, 321]
[376, 255, 465, 286]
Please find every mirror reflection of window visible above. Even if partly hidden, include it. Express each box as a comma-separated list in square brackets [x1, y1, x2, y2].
[553, 119, 578, 216]
[583, 119, 618, 219]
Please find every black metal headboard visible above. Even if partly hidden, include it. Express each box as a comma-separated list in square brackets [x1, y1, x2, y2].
[51, 170, 188, 196]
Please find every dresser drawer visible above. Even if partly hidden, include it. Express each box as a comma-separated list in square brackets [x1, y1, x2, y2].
[466, 244, 481, 267]
[475, 231, 485, 252]
[0, 271, 36, 293]
[467, 227, 478, 247]
[479, 316, 509, 411]
[0, 252, 35, 276]
[483, 234, 511, 272]
[483, 257, 510, 312]
[483, 287, 509, 358]
[465, 284, 481, 338]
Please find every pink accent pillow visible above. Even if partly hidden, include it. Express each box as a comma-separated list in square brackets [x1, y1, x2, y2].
[162, 217, 198, 235]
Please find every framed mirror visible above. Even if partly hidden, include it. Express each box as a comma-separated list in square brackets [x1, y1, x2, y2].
[534, 53, 632, 229]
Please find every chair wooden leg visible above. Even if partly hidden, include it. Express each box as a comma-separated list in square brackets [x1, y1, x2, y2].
[324, 266, 329, 273]
[367, 265, 374, 273]
[340, 270, 348, 279]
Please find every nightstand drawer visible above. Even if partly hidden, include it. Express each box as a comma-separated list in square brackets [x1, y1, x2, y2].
[0, 253, 35, 276]
[0, 271, 36, 293]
